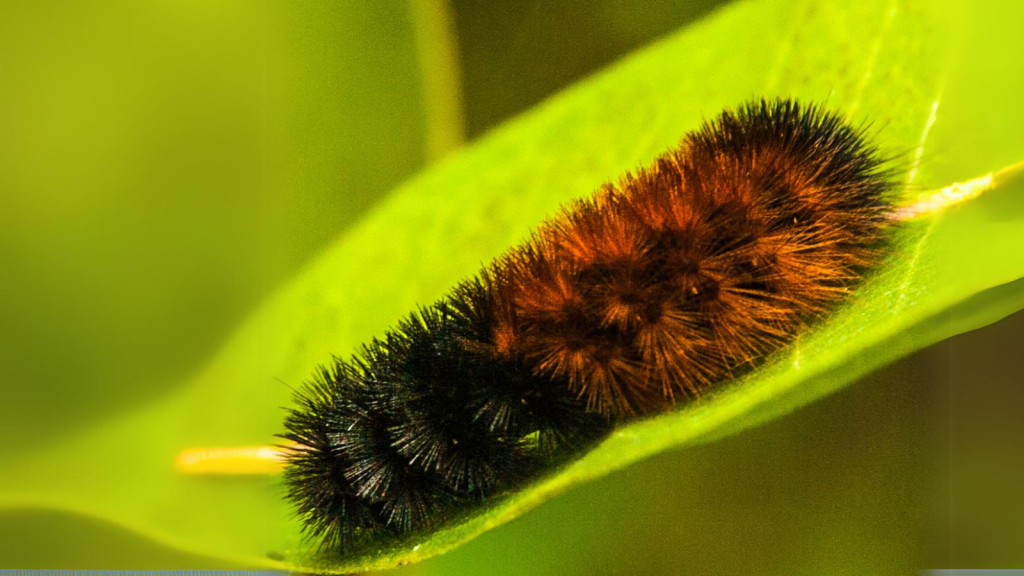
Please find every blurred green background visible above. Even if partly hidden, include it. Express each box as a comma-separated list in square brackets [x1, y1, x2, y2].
[1, 0, 1021, 572]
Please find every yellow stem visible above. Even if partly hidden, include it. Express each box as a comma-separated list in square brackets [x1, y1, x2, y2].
[893, 158, 1024, 220]
[176, 445, 288, 475]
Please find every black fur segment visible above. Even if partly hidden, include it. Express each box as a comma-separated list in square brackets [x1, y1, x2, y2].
[281, 279, 612, 554]
[280, 98, 896, 556]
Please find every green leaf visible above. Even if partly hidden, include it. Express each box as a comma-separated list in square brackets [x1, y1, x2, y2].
[3, 0, 1023, 572]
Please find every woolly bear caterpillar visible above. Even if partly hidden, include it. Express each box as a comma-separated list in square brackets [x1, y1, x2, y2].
[178, 98, 1020, 557]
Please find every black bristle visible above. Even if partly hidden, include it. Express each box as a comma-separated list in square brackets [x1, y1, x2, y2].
[281, 281, 609, 555]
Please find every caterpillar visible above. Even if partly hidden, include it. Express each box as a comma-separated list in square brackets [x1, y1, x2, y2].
[280, 98, 896, 555]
